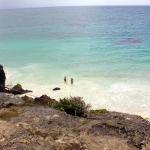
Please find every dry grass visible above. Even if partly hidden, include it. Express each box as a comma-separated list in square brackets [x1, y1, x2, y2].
[80, 135, 133, 150]
[0, 107, 19, 121]
[142, 141, 150, 150]
[90, 109, 108, 115]
[80, 119, 89, 125]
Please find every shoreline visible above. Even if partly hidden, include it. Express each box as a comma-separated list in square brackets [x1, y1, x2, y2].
[14, 82, 150, 120]
[2, 66, 150, 119]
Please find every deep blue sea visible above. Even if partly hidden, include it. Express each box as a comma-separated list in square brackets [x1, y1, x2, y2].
[0, 6, 150, 116]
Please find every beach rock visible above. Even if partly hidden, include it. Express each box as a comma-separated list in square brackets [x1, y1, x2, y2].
[0, 93, 25, 108]
[0, 65, 6, 92]
[9, 84, 32, 95]
[34, 95, 58, 106]
[53, 87, 61, 91]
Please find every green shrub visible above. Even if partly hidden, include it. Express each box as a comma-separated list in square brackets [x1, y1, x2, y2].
[53, 97, 90, 117]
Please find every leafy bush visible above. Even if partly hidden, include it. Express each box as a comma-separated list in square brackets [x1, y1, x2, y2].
[53, 97, 90, 117]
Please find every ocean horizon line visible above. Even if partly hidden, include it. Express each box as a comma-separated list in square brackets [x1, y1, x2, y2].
[1, 5, 150, 11]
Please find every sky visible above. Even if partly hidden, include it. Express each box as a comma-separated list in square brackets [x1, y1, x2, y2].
[0, 0, 150, 9]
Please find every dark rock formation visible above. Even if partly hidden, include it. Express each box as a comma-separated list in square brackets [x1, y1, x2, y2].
[9, 84, 32, 95]
[0, 65, 31, 95]
[53, 87, 61, 91]
[34, 95, 58, 107]
[0, 65, 6, 92]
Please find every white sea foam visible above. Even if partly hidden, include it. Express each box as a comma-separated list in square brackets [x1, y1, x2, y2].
[5, 64, 150, 117]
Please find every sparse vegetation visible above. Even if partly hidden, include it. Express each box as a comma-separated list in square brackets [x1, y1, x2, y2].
[22, 95, 34, 105]
[53, 97, 90, 117]
[0, 107, 19, 120]
[80, 119, 89, 125]
[90, 109, 108, 115]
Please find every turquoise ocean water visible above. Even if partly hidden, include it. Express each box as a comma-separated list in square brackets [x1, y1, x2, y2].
[0, 7, 150, 116]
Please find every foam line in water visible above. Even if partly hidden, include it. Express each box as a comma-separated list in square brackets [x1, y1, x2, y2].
[5, 65, 150, 118]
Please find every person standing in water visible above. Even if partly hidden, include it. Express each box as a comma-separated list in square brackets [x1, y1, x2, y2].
[71, 78, 74, 85]
[64, 76, 67, 84]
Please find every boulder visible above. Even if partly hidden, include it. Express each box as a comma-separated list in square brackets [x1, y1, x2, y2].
[9, 84, 32, 95]
[0, 65, 6, 92]
[53, 87, 61, 91]
[0, 93, 25, 108]
[34, 95, 58, 107]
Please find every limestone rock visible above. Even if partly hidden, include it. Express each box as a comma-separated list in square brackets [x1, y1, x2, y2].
[9, 84, 32, 95]
[0, 94, 150, 150]
[0, 93, 25, 108]
[34, 95, 58, 106]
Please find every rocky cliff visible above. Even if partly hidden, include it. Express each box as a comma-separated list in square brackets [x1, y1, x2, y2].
[0, 93, 150, 150]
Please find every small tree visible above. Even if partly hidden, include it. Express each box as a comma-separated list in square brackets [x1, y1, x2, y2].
[53, 97, 90, 117]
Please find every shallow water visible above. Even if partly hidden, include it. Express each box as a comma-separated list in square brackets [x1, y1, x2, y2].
[0, 6, 150, 116]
